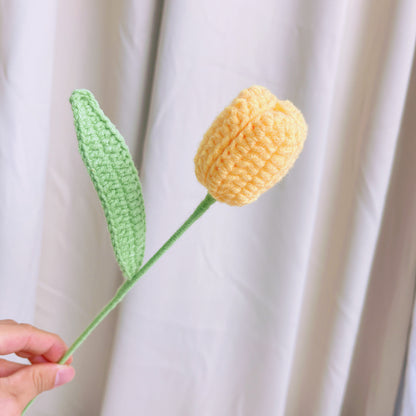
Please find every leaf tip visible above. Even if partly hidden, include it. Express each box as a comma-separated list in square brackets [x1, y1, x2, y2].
[70, 89, 96, 108]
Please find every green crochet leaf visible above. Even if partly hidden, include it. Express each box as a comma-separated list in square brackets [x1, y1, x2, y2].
[70, 89, 146, 280]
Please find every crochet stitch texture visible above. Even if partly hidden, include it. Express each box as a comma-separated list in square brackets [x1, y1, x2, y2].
[70, 90, 146, 280]
[22, 86, 308, 414]
[194, 86, 307, 206]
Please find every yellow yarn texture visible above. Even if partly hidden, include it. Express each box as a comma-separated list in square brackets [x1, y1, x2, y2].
[194, 86, 307, 206]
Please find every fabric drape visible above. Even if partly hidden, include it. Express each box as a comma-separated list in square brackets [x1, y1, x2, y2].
[1, 1, 415, 415]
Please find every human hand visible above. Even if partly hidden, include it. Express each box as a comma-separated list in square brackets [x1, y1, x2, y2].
[0, 320, 75, 415]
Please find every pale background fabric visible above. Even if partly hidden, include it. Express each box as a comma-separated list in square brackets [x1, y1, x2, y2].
[1, 1, 416, 415]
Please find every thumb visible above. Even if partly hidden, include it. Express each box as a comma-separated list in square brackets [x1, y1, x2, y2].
[3, 364, 75, 410]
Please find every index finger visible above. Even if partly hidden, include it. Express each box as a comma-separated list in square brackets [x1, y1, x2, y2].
[0, 322, 69, 363]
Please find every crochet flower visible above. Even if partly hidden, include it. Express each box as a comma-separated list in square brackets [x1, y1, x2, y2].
[24, 87, 308, 414]
[194, 86, 307, 206]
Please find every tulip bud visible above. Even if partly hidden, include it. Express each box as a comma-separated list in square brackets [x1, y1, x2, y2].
[194, 86, 307, 206]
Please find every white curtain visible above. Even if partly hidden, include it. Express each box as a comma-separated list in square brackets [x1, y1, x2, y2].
[1, 1, 416, 415]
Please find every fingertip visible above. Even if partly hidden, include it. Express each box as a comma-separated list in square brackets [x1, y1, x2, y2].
[54, 365, 75, 387]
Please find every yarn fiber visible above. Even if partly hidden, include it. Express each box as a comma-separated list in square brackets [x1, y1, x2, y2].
[70, 90, 146, 280]
[194, 86, 307, 206]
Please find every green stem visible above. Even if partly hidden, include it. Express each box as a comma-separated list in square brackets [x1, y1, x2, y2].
[60, 192, 215, 362]
[22, 192, 215, 415]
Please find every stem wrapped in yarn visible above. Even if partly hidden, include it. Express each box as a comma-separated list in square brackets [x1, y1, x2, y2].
[23, 86, 307, 415]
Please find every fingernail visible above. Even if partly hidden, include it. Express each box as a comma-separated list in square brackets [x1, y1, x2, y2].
[54, 365, 75, 387]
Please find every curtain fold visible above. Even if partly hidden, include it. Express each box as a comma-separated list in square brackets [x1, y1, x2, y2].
[1, 0, 416, 415]
[391, 47, 416, 416]
[285, 0, 416, 414]
[0, 1, 57, 322]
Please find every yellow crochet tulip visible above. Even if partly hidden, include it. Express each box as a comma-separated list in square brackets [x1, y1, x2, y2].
[194, 86, 307, 206]
[23, 87, 307, 414]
